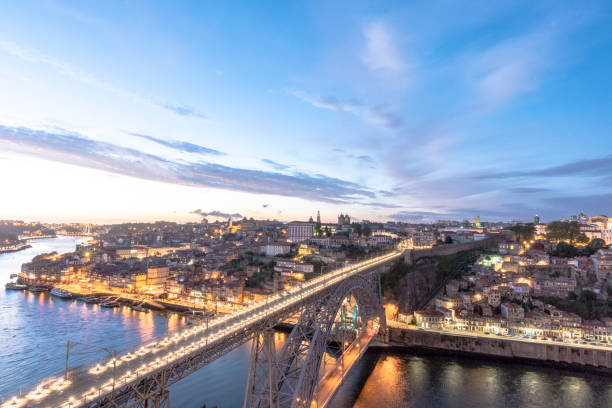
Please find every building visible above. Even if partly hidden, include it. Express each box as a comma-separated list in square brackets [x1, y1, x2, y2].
[592, 249, 612, 282]
[337, 213, 351, 226]
[411, 231, 436, 248]
[535, 223, 547, 237]
[147, 265, 169, 289]
[116, 247, 148, 260]
[287, 222, 314, 243]
[413, 310, 444, 329]
[501, 302, 525, 321]
[260, 242, 291, 257]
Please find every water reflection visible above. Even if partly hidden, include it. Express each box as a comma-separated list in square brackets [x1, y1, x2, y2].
[331, 350, 612, 408]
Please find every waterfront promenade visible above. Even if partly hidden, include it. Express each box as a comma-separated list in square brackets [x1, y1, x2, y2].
[387, 321, 612, 368]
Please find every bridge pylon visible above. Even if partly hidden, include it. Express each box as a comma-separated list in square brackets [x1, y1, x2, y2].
[245, 272, 386, 408]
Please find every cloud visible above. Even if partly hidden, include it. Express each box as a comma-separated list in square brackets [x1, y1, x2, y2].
[388, 210, 449, 223]
[360, 202, 403, 209]
[0, 40, 207, 120]
[465, 23, 562, 110]
[261, 158, 291, 171]
[131, 132, 223, 156]
[0, 125, 375, 203]
[361, 22, 405, 73]
[290, 90, 402, 130]
[191, 209, 242, 219]
[162, 104, 208, 120]
[483, 155, 612, 179]
[507, 187, 551, 194]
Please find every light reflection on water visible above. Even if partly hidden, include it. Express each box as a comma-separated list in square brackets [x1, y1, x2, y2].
[329, 350, 612, 408]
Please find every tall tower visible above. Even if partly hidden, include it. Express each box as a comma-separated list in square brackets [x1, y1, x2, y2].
[534, 215, 540, 225]
[316, 210, 321, 224]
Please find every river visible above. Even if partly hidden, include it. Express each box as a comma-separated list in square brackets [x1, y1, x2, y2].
[1, 237, 611, 407]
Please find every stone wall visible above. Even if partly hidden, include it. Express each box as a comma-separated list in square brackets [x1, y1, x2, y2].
[389, 326, 612, 369]
[404, 236, 501, 264]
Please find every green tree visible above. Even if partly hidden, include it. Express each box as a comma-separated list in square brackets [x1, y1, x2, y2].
[363, 226, 372, 237]
[575, 233, 589, 245]
[551, 241, 578, 258]
[352, 223, 362, 237]
[587, 238, 606, 252]
[509, 223, 535, 244]
[546, 221, 581, 244]
[444, 235, 453, 244]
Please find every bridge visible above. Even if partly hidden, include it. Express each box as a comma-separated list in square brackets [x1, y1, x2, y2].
[2, 249, 405, 408]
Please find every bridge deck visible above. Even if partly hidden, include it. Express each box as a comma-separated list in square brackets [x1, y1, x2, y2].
[2, 250, 401, 408]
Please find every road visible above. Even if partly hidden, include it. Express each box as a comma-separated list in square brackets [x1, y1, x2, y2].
[388, 320, 612, 352]
[314, 325, 378, 408]
[1, 250, 402, 408]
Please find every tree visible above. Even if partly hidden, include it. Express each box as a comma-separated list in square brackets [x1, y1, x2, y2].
[551, 241, 578, 258]
[587, 238, 606, 252]
[575, 233, 589, 245]
[324, 226, 331, 237]
[510, 223, 535, 244]
[444, 236, 453, 244]
[352, 222, 362, 237]
[363, 226, 372, 237]
[546, 221, 581, 244]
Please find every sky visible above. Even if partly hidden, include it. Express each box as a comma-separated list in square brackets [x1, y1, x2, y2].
[0, 1, 611, 224]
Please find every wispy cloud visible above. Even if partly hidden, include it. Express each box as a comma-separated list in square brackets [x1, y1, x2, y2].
[131, 132, 224, 156]
[361, 22, 405, 73]
[0, 39, 208, 120]
[289, 90, 402, 130]
[191, 209, 242, 219]
[162, 104, 208, 120]
[482, 155, 612, 179]
[262, 158, 291, 171]
[0, 125, 374, 203]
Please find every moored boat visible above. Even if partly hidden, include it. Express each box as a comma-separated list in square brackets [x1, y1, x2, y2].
[28, 286, 50, 293]
[50, 288, 73, 299]
[131, 303, 148, 312]
[5, 282, 28, 290]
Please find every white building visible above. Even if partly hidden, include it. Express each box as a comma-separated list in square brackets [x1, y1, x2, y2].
[287, 222, 314, 243]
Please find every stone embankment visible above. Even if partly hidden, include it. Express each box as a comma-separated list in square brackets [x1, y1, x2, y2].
[388, 326, 612, 369]
[404, 237, 501, 264]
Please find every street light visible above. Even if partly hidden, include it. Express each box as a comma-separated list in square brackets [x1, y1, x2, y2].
[65, 341, 118, 392]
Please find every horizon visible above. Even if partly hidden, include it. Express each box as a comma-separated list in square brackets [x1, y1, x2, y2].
[1, 1, 612, 223]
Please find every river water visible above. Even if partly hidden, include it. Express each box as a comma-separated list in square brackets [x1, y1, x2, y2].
[1, 237, 610, 407]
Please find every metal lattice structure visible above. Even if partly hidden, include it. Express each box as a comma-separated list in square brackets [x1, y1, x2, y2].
[2, 250, 402, 408]
[245, 273, 386, 408]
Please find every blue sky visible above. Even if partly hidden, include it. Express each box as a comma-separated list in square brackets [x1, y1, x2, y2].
[0, 1, 611, 223]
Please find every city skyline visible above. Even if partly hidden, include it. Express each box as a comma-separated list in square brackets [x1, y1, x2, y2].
[1, 1, 612, 223]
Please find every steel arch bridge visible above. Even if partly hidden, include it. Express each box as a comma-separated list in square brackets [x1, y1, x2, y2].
[246, 273, 386, 408]
[1, 250, 402, 408]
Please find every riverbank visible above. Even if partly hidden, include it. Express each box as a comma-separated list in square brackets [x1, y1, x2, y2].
[0, 242, 31, 254]
[387, 325, 612, 370]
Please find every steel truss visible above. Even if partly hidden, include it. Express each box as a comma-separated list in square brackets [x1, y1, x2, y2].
[70, 264, 387, 408]
[246, 272, 386, 408]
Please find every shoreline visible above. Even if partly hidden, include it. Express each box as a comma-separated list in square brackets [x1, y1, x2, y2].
[0, 243, 32, 254]
[371, 343, 612, 377]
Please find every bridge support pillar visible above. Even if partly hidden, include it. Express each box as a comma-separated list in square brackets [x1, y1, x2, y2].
[244, 329, 277, 408]
[142, 389, 170, 408]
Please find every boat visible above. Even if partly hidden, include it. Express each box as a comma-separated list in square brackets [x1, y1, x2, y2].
[50, 288, 73, 299]
[131, 304, 148, 313]
[100, 301, 119, 308]
[5, 282, 27, 290]
[28, 286, 50, 293]
[83, 296, 101, 304]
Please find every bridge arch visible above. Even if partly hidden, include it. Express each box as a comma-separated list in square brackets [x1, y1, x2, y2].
[249, 273, 386, 408]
